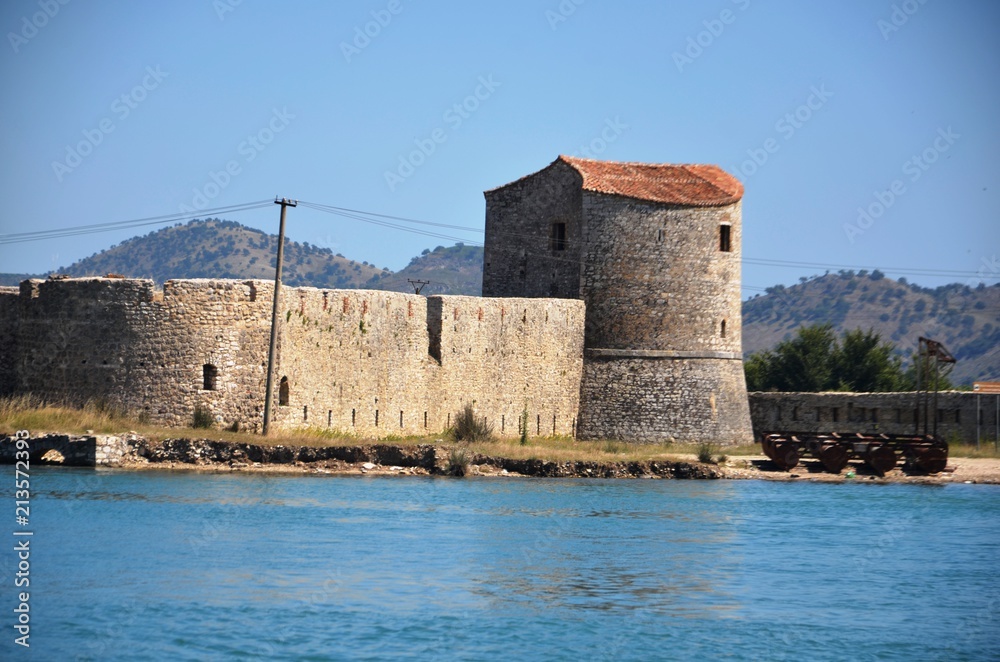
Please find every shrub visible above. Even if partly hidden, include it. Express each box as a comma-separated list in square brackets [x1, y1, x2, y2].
[519, 407, 529, 446]
[192, 405, 214, 429]
[697, 442, 715, 464]
[603, 440, 624, 454]
[453, 403, 494, 442]
[446, 447, 471, 477]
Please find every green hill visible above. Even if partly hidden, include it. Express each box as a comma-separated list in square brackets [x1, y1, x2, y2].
[742, 271, 1000, 385]
[367, 243, 483, 296]
[56, 218, 384, 288]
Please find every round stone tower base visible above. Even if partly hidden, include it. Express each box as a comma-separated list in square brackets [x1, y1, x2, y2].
[577, 353, 753, 445]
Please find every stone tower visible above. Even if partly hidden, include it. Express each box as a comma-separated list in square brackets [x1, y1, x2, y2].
[482, 155, 753, 443]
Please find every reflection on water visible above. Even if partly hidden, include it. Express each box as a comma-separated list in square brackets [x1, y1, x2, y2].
[5, 469, 999, 661]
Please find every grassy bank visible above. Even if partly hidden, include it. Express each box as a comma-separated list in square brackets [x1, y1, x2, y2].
[2, 396, 997, 461]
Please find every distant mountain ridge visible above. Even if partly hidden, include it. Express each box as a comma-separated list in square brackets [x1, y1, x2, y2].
[742, 271, 1000, 385]
[2, 220, 995, 385]
[0, 218, 483, 295]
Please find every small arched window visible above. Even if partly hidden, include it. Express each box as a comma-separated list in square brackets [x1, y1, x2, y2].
[279, 376, 290, 406]
[202, 364, 218, 391]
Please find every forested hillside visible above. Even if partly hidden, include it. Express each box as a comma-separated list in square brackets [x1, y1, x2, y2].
[743, 271, 1000, 385]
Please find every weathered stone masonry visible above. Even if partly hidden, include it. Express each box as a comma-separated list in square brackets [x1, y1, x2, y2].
[0, 277, 584, 439]
[483, 156, 753, 443]
[2, 155, 759, 444]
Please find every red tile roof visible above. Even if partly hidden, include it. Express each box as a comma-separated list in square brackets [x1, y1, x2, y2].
[558, 156, 743, 207]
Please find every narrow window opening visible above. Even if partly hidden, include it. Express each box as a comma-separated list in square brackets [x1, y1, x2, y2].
[322, 292, 328, 310]
[399, 410, 404, 428]
[657, 228, 664, 243]
[549, 222, 566, 251]
[248, 283, 257, 301]
[328, 410, 332, 427]
[719, 224, 732, 252]
[375, 409, 379, 427]
[720, 320, 727, 338]
[424, 412, 428, 428]
[202, 364, 218, 391]
[536, 414, 541, 434]
[351, 409, 356, 426]
[278, 377, 289, 406]
[303, 405, 308, 422]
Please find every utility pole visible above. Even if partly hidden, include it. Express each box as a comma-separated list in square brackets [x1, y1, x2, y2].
[408, 279, 430, 295]
[262, 197, 297, 436]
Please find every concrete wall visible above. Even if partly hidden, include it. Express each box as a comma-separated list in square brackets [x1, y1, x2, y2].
[749, 391, 1000, 445]
[2, 277, 584, 439]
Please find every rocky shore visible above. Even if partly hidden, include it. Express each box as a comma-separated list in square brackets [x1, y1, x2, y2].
[1, 434, 724, 479]
[3, 433, 998, 484]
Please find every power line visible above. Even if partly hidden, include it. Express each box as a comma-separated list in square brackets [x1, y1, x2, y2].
[0, 201, 275, 245]
[2, 197, 996, 283]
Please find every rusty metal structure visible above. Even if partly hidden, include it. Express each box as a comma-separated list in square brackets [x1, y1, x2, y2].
[758, 337, 955, 476]
[915, 336, 957, 437]
[759, 432, 948, 476]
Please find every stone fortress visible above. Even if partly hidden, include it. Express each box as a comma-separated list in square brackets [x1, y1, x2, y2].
[0, 156, 755, 444]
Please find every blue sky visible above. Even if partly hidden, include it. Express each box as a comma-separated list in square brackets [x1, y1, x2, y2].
[1, 0, 998, 297]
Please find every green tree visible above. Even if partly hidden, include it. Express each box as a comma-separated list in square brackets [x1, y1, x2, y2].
[745, 324, 917, 392]
[832, 328, 906, 391]
[769, 324, 838, 391]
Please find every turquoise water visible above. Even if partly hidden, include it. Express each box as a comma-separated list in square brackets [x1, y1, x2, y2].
[3, 469, 999, 661]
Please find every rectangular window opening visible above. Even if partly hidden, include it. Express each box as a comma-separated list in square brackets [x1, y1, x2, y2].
[202, 364, 218, 391]
[719, 224, 732, 252]
[549, 222, 567, 251]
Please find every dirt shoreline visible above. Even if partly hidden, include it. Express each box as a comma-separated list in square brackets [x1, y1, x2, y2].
[6, 434, 998, 485]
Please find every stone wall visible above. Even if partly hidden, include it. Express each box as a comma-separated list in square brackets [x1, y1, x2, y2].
[483, 159, 584, 300]
[0, 434, 130, 466]
[482, 162, 752, 444]
[2, 277, 584, 439]
[581, 355, 752, 444]
[749, 391, 1000, 445]
[0, 287, 19, 395]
